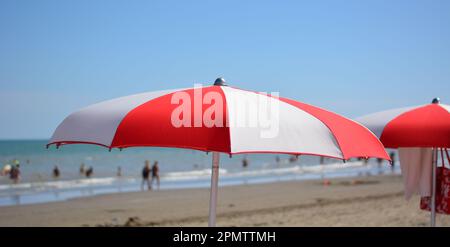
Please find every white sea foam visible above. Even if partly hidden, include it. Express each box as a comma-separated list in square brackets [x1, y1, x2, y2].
[162, 168, 228, 181]
[0, 161, 369, 194]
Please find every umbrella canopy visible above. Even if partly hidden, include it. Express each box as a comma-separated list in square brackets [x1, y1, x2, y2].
[48, 80, 389, 226]
[355, 101, 450, 148]
[356, 99, 450, 226]
[49, 84, 388, 160]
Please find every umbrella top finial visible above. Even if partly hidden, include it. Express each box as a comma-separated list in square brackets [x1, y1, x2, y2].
[214, 77, 227, 86]
[431, 97, 440, 104]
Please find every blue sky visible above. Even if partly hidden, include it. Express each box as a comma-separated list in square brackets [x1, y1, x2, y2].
[0, 0, 449, 139]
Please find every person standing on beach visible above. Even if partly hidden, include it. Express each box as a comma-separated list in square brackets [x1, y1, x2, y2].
[151, 161, 160, 190]
[376, 158, 383, 175]
[242, 156, 249, 169]
[117, 166, 122, 177]
[9, 164, 20, 184]
[275, 156, 280, 167]
[53, 165, 60, 179]
[79, 163, 85, 176]
[85, 166, 93, 178]
[389, 152, 396, 173]
[142, 160, 151, 190]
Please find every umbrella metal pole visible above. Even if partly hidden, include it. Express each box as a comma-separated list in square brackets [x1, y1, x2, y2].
[208, 152, 220, 227]
[431, 148, 437, 227]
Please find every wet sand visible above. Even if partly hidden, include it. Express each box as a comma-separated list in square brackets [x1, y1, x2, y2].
[0, 174, 449, 227]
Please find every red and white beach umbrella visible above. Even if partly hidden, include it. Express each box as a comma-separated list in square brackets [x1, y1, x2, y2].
[355, 100, 450, 149]
[48, 78, 389, 226]
[356, 98, 450, 226]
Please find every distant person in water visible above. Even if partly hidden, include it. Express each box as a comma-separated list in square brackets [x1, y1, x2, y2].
[151, 161, 160, 190]
[320, 156, 325, 165]
[389, 152, 396, 173]
[242, 157, 249, 169]
[117, 166, 122, 177]
[85, 166, 93, 178]
[142, 160, 152, 190]
[53, 165, 60, 179]
[275, 156, 280, 167]
[376, 158, 383, 175]
[289, 155, 298, 163]
[10, 164, 20, 184]
[79, 163, 85, 175]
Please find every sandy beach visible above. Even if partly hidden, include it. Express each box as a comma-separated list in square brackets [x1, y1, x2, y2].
[0, 174, 449, 227]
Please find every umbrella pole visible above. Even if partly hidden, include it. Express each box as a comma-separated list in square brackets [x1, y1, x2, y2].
[208, 152, 220, 227]
[430, 148, 437, 227]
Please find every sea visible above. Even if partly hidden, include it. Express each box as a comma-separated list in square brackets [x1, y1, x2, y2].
[0, 140, 400, 207]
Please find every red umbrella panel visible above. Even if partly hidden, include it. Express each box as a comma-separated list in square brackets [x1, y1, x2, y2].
[356, 102, 450, 148]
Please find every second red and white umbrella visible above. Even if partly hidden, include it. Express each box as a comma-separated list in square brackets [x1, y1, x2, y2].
[356, 99, 450, 226]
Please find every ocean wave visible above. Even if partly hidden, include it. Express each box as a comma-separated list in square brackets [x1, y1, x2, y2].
[162, 168, 228, 181]
[0, 177, 135, 193]
[0, 161, 368, 194]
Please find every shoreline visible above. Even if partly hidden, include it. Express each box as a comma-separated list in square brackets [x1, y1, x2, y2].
[1, 174, 449, 226]
[0, 161, 399, 207]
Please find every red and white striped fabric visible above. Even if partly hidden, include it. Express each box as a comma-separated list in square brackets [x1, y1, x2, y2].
[356, 103, 450, 148]
[48, 85, 389, 160]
